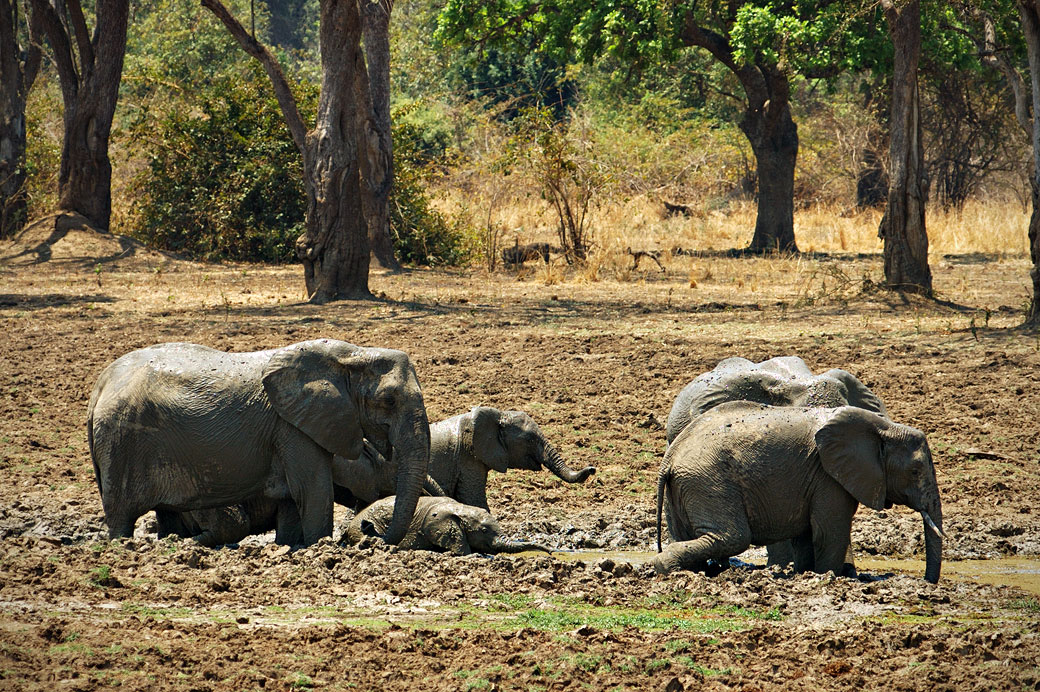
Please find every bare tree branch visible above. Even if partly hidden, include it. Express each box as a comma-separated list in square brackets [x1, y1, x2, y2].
[65, 0, 92, 77]
[200, 0, 308, 155]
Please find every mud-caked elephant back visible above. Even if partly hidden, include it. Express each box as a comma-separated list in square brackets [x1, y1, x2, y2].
[261, 340, 364, 459]
[820, 369, 888, 418]
[814, 407, 888, 510]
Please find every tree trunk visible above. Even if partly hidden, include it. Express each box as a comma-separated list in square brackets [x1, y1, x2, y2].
[680, 18, 799, 254]
[359, 0, 400, 272]
[203, 0, 372, 302]
[742, 102, 798, 253]
[29, 0, 128, 232]
[0, 0, 41, 237]
[1020, 0, 1040, 325]
[878, 0, 931, 294]
[295, 0, 371, 301]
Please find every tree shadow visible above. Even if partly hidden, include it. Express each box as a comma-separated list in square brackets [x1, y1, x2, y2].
[0, 293, 116, 309]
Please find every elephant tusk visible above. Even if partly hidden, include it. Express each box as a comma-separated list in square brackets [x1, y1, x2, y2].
[922, 511, 945, 539]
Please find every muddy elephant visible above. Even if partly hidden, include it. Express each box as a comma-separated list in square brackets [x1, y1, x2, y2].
[336, 406, 595, 511]
[655, 401, 943, 583]
[87, 339, 431, 547]
[666, 355, 888, 571]
[665, 356, 887, 446]
[343, 496, 552, 555]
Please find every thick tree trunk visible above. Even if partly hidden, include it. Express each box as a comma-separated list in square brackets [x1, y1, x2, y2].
[203, 0, 372, 302]
[295, 0, 371, 301]
[1020, 0, 1040, 325]
[0, 0, 41, 237]
[0, 102, 29, 238]
[879, 0, 931, 294]
[58, 96, 115, 231]
[742, 104, 798, 253]
[680, 18, 799, 254]
[359, 0, 400, 272]
[29, 0, 128, 232]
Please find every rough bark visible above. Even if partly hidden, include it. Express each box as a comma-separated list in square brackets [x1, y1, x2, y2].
[28, 0, 128, 231]
[359, 0, 400, 271]
[0, 0, 42, 237]
[878, 0, 932, 294]
[1020, 0, 1040, 325]
[681, 15, 798, 254]
[202, 0, 372, 302]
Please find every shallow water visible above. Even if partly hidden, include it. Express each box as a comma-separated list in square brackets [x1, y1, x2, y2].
[551, 549, 1040, 596]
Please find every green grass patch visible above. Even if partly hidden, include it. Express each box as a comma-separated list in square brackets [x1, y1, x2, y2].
[509, 606, 760, 633]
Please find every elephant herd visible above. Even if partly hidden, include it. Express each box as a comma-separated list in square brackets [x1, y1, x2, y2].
[86, 340, 942, 582]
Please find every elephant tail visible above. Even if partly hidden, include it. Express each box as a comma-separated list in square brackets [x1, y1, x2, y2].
[656, 466, 671, 554]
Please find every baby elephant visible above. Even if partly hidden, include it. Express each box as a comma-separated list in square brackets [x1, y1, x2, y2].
[343, 496, 551, 555]
[338, 406, 595, 511]
[656, 401, 943, 583]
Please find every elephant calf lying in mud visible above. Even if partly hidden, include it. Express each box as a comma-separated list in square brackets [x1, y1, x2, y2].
[338, 406, 596, 511]
[655, 401, 944, 583]
[343, 496, 552, 556]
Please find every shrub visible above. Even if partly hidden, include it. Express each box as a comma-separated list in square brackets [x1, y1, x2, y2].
[130, 65, 312, 262]
[390, 111, 471, 266]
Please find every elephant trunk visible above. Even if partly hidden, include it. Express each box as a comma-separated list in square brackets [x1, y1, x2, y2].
[383, 407, 431, 545]
[922, 499, 943, 584]
[541, 440, 595, 483]
[489, 537, 552, 554]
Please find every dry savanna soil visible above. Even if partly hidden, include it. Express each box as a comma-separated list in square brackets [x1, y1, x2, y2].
[1, 225, 1039, 691]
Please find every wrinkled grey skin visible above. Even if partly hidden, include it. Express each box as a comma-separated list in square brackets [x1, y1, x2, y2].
[336, 406, 595, 511]
[87, 339, 431, 547]
[158, 440, 446, 547]
[655, 401, 943, 583]
[343, 496, 552, 555]
[665, 356, 887, 446]
[665, 356, 888, 571]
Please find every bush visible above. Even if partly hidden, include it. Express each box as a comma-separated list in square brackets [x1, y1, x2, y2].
[390, 112, 471, 266]
[130, 66, 312, 262]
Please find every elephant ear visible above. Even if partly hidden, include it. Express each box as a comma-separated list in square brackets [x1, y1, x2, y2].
[822, 369, 888, 418]
[815, 406, 888, 510]
[262, 340, 364, 459]
[470, 406, 510, 473]
[429, 511, 470, 555]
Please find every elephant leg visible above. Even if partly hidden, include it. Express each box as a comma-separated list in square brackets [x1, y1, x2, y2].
[810, 489, 858, 576]
[193, 506, 253, 547]
[275, 430, 334, 546]
[790, 533, 815, 573]
[765, 541, 794, 568]
[155, 510, 190, 539]
[274, 500, 304, 547]
[104, 502, 145, 540]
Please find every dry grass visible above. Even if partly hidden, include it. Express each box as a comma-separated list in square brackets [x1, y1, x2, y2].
[451, 191, 1032, 277]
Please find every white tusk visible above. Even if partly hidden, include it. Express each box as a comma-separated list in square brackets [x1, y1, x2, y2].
[922, 512, 945, 539]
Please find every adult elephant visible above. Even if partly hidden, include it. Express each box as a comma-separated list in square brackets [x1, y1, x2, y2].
[665, 356, 887, 446]
[344, 496, 552, 555]
[655, 401, 943, 583]
[336, 406, 594, 511]
[87, 339, 431, 547]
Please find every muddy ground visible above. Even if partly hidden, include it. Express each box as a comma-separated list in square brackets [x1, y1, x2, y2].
[1, 227, 1038, 690]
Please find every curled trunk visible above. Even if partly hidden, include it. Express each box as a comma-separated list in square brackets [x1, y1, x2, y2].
[541, 441, 595, 483]
[489, 537, 551, 554]
[382, 409, 431, 545]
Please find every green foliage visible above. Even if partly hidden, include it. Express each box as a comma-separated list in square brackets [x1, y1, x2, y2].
[130, 65, 311, 262]
[390, 110, 471, 266]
